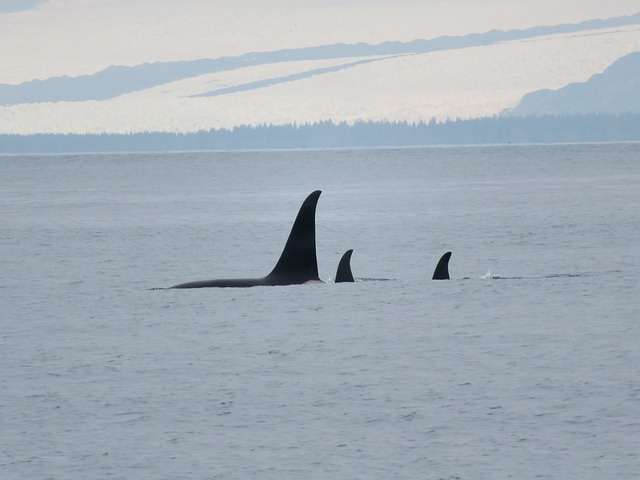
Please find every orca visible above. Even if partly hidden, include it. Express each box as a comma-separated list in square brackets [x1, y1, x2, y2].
[171, 190, 322, 288]
[432, 251, 452, 280]
[334, 249, 354, 283]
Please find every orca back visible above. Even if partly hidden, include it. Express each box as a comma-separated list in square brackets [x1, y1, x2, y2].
[335, 249, 354, 283]
[266, 190, 321, 285]
[432, 251, 452, 280]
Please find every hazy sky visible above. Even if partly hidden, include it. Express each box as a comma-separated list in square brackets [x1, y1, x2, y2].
[1, 0, 639, 83]
[0, 0, 47, 13]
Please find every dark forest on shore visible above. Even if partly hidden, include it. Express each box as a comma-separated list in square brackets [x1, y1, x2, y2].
[2, 113, 639, 153]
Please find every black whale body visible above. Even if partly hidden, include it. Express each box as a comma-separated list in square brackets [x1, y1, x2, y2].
[335, 249, 354, 283]
[432, 251, 452, 280]
[171, 190, 322, 288]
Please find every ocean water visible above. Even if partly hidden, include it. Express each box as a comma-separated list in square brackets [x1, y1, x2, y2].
[1, 144, 639, 479]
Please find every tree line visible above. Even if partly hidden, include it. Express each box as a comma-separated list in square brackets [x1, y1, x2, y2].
[1, 113, 639, 154]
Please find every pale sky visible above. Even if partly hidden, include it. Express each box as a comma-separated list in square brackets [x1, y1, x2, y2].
[1, 0, 639, 83]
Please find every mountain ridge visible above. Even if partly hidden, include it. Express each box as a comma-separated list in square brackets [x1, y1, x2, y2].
[506, 51, 640, 116]
[1, 11, 639, 106]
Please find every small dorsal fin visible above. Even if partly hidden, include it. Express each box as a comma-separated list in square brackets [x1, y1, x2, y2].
[266, 190, 321, 285]
[335, 249, 354, 283]
[432, 251, 452, 280]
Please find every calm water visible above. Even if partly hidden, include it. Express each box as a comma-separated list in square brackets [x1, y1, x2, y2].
[1, 144, 639, 479]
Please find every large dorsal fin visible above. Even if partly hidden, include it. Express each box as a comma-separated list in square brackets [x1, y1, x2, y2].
[266, 190, 321, 284]
[335, 249, 355, 283]
[432, 251, 452, 280]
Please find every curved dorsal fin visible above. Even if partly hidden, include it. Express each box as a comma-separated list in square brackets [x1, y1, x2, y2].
[335, 249, 354, 283]
[432, 251, 452, 280]
[266, 190, 321, 285]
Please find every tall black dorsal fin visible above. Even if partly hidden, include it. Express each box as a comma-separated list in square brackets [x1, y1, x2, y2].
[432, 251, 452, 280]
[335, 249, 354, 283]
[266, 190, 321, 285]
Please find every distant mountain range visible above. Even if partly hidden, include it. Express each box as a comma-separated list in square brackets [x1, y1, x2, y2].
[1, 11, 639, 139]
[1, 12, 639, 106]
[507, 51, 640, 116]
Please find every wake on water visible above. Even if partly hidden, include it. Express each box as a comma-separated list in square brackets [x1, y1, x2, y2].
[479, 269, 622, 280]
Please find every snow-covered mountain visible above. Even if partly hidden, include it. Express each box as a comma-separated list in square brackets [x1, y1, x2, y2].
[1, 13, 639, 135]
[506, 51, 640, 116]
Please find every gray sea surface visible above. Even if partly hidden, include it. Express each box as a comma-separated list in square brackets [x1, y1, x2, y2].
[1, 144, 639, 479]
